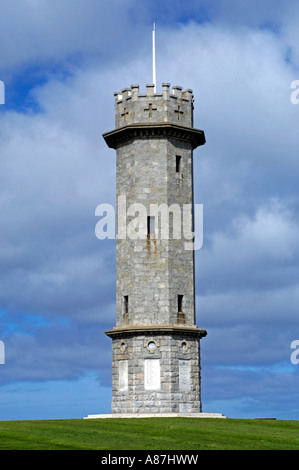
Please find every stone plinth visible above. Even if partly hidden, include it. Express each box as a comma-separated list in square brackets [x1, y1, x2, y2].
[84, 412, 227, 419]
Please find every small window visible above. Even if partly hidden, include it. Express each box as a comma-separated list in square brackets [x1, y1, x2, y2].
[147, 216, 155, 235]
[178, 295, 184, 313]
[176, 155, 182, 173]
[124, 295, 129, 314]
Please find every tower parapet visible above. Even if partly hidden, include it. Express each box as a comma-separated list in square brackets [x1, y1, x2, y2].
[105, 83, 205, 150]
[114, 83, 194, 129]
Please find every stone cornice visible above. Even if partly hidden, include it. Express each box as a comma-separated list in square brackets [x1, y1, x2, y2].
[105, 323, 207, 339]
[102, 122, 206, 150]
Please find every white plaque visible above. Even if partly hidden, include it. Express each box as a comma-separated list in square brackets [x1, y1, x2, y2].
[144, 359, 160, 390]
[119, 360, 128, 391]
[179, 360, 190, 391]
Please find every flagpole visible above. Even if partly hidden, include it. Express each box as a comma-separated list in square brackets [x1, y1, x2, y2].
[152, 22, 156, 93]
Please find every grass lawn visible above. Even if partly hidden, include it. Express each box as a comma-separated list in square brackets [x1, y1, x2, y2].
[0, 417, 298, 450]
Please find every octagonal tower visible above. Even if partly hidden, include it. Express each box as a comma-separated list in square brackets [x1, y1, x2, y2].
[103, 83, 207, 414]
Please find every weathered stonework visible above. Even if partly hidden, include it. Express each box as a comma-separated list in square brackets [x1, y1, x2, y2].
[103, 83, 207, 414]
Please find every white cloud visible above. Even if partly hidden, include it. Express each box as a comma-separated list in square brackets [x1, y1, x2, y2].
[196, 201, 299, 327]
[0, 0, 140, 71]
[0, 67, 119, 326]
[205, 200, 299, 267]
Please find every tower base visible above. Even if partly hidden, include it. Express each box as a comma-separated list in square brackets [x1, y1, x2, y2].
[105, 324, 207, 415]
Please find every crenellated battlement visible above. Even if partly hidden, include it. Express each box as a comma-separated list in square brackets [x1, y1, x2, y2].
[113, 83, 194, 129]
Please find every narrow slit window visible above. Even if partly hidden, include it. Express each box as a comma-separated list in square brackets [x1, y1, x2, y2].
[124, 295, 128, 314]
[176, 155, 182, 173]
[178, 295, 184, 313]
[147, 216, 155, 235]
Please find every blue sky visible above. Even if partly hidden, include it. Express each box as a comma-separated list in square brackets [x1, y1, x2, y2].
[0, 0, 299, 421]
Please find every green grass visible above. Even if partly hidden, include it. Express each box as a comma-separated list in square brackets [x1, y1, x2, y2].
[0, 417, 298, 450]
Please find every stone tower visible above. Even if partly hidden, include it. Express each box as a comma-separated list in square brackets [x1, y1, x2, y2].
[103, 83, 207, 414]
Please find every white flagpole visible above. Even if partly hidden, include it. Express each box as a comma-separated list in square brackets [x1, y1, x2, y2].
[152, 22, 156, 93]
